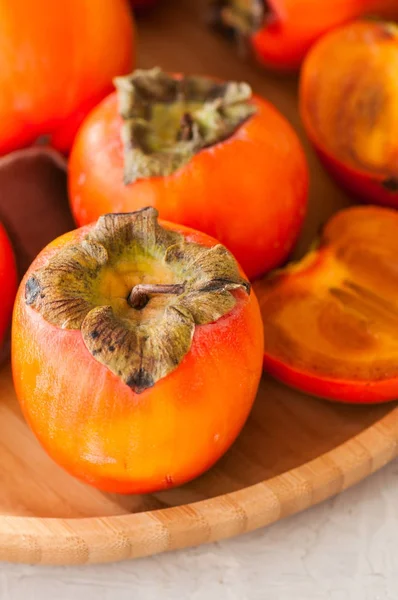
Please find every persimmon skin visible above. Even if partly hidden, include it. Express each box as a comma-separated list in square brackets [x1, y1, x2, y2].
[68, 92, 308, 281]
[255, 206, 398, 404]
[251, 0, 398, 70]
[0, 223, 17, 346]
[12, 223, 264, 494]
[0, 0, 134, 156]
[264, 352, 398, 404]
[300, 20, 398, 207]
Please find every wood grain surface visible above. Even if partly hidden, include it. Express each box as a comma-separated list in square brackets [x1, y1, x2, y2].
[0, 0, 397, 565]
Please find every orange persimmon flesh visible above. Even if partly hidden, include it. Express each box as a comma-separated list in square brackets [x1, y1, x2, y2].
[254, 206, 398, 404]
[300, 20, 398, 207]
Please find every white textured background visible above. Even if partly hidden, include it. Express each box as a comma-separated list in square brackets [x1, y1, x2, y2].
[1, 460, 398, 599]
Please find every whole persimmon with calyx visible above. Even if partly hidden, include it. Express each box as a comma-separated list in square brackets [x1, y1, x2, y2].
[209, 0, 398, 70]
[254, 206, 398, 404]
[69, 68, 308, 281]
[12, 207, 264, 494]
[0, 0, 134, 156]
[0, 223, 17, 346]
[300, 20, 398, 208]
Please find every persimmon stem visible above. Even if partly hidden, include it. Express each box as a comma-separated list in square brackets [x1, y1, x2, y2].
[208, 0, 266, 35]
[128, 283, 186, 310]
[179, 112, 195, 142]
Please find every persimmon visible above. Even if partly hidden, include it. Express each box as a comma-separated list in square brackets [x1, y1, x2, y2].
[0, 223, 17, 346]
[254, 205, 398, 404]
[12, 208, 264, 494]
[68, 68, 308, 281]
[209, 0, 398, 70]
[300, 20, 398, 208]
[0, 0, 134, 156]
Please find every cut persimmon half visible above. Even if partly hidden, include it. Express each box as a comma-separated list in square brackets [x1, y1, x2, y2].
[254, 206, 398, 404]
[300, 20, 398, 207]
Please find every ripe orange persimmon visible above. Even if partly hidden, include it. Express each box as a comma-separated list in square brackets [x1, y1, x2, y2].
[12, 208, 264, 494]
[210, 0, 398, 70]
[300, 20, 398, 208]
[254, 206, 398, 404]
[69, 68, 308, 281]
[0, 223, 17, 346]
[0, 0, 134, 156]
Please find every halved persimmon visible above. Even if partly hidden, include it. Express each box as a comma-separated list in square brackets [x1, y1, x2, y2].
[300, 20, 398, 207]
[254, 206, 398, 403]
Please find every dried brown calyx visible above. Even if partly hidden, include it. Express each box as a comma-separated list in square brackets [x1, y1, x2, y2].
[113, 67, 257, 184]
[25, 208, 250, 393]
[208, 0, 266, 39]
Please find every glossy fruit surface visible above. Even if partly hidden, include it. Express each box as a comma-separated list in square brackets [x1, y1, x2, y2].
[255, 0, 398, 69]
[254, 206, 398, 404]
[210, 0, 398, 70]
[69, 70, 308, 281]
[12, 210, 264, 494]
[300, 20, 398, 207]
[0, 0, 134, 155]
[0, 223, 17, 345]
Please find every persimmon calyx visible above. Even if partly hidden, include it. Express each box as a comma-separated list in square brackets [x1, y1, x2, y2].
[209, 0, 266, 38]
[25, 207, 250, 393]
[113, 67, 257, 184]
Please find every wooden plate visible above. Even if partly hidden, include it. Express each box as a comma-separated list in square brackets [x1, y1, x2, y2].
[0, 0, 397, 566]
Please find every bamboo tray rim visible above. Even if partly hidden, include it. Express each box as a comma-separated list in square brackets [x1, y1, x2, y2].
[1, 401, 397, 565]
